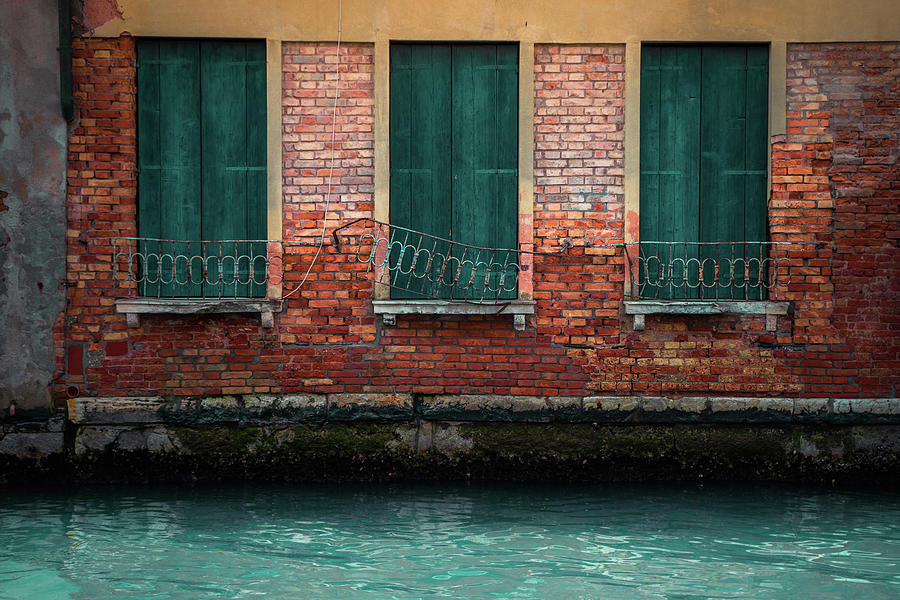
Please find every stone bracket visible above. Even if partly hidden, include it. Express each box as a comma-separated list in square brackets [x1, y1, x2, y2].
[513, 314, 526, 331]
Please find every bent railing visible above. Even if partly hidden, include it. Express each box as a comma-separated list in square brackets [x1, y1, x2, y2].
[332, 218, 553, 302]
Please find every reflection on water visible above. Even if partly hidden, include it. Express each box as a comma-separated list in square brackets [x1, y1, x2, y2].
[1, 484, 899, 599]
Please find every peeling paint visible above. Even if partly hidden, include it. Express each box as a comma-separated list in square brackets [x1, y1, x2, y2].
[74, 0, 124, 35]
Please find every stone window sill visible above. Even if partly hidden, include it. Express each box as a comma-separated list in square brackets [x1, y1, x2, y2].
[623, 300, 790, 331]
[372, 300, 536, 331]
[116, 298, 282, 329]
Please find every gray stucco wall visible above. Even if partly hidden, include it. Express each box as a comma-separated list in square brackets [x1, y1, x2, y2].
[0, 0, 67, 412]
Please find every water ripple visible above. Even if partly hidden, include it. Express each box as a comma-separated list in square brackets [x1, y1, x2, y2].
[1, 484, 899, 599]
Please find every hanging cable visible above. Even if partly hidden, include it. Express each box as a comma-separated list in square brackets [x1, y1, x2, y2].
[283, 0, 342, 299]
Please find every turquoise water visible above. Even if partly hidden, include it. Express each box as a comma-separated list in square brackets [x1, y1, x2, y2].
[1, 484, 899, 599]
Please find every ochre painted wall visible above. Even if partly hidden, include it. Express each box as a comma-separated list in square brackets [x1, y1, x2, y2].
[90, 0, 900, 43]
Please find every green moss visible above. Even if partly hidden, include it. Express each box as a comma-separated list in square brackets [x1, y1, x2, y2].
[171, 423, 406, 457]
[172, 426, 273, 455]
[150, 422, 897, 485]
[457, 423, 674, 459]
[787, 427, 852, 455]
[673, 425, 788, 459]
[281, 424, 404, 454]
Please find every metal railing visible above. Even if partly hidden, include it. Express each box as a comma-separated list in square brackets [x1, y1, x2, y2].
[113, 238, 274, 298]
[624, 241, 794, 300]
[112, 235, 801, 303]
[332, 218, 558, 302]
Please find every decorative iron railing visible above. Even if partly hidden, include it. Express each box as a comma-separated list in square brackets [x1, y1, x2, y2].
[624, 241, 793, 300]
[113, 238, 275, 298]
[332, 218, 557, 302]
[112, 234, 801, 303]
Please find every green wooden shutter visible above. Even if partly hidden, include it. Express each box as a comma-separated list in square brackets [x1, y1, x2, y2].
[201, 40, 267, 298]
[451, 44, 518, 300]
[389, 44, 452, 299]
[389, 43, 517, 300]
[137, 39, 202, 297]
[639, 46, 701, 299]
[699, 46, 768, 299]
[640, 45, 767, 300]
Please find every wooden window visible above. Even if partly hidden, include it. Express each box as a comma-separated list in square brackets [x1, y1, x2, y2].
[137, 39, 266, 298]
[390, 43, 518, 300]
[640, 45, 768, 299]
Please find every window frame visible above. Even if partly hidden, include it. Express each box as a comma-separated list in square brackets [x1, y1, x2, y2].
[116, 38, 283, 326]
[625, 41, 785, 304]
[386, 41, 521, 302]
[133, 37, 280, 301]
[373, 40, 536, 310]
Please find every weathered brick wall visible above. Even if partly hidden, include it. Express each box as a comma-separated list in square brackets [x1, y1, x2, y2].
[61, 37, 138, 397]
[281, 42, 375, 347]
[777, 43, 900, 396]
[277, 42, 586, 397]
[60, 39, 898, 401]
[64, 38, 282, 397]
[533, 44, 625, 392]
[278, 42, 376, 395]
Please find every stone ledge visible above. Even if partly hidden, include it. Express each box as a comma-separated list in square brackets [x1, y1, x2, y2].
[115, 298, 282, 328]
[372, 300, 535, 330]
[67, 393, 414, 425]
[0, 416, 67, 459]
[66, 395, 900, 426]
[624, 300, 790, 331]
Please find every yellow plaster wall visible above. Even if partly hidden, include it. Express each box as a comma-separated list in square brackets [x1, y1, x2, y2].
[95, 0, 899, 42]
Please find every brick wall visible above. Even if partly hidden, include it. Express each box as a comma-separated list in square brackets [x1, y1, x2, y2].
[777, 43, 900, 396]
[60, 39, 898, 401]
[280, 42, 376, 349]
[61, 37, 138, 397]
[533, 45, 626, 392]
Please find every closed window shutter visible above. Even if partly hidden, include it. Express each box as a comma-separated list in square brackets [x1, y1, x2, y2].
[137, 39, 203, 297]
[389, 44, 452, 299]
[201, 40, 267, 298]
[451, 44, 518, 300]
[699, 46, 768, 299]
[640, 45, 768, 300]
[137, 39, 266, 299]
[389, 43, 518, 300]
[639, 46, 701, 299]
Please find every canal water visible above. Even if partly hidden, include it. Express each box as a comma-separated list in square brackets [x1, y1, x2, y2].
[1, 484, 898, 599]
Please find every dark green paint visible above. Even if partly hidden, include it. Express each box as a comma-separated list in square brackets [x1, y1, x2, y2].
[389, 44, 452, 299]
[137, 39, 202, 297]
[640, 46, 701, 299]
[137, 39, 266, 298]
[390, 44, 517, 300]
[640, 45, 768, 300]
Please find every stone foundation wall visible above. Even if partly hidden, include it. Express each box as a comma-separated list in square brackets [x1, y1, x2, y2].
[3, 395, 898, 486]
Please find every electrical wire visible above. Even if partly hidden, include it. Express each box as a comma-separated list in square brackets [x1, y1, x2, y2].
[283, 0, 342, 299]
